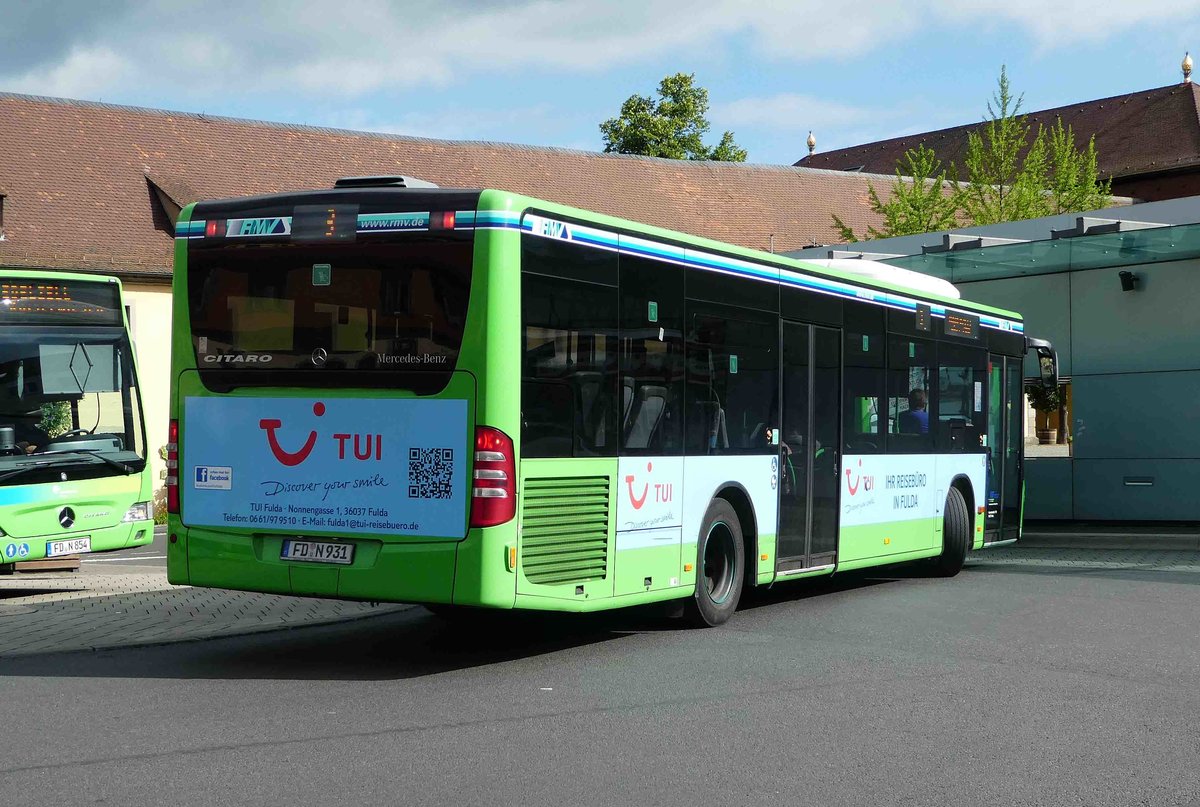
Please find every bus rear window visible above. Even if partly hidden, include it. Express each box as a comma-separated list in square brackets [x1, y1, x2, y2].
[187, 236, 472, 383]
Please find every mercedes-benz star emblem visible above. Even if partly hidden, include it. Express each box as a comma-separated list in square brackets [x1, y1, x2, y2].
[311, 348, 328, 368]
[59, 507, 75, 530]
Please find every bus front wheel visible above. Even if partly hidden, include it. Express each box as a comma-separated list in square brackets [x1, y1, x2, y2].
[686, 499, 745, 627]
[931, 487, 971, 577]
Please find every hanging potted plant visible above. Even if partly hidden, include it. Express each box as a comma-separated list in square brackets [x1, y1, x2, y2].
[1024, 382, 1062, 445]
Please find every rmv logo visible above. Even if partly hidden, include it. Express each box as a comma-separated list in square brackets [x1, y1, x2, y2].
[239, 218, 286, 236]
[530, 217, 572, 240]
[259, 402, 382, 467]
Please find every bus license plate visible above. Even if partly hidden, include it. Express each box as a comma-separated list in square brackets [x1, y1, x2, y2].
[46, 537, 92, 557]
[280, 539, 354, 565]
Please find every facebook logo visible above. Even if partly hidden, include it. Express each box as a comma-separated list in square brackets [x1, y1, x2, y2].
[193, 466, 232, 490]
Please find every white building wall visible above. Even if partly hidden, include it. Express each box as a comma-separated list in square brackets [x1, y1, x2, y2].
[123, 282, 173, 506]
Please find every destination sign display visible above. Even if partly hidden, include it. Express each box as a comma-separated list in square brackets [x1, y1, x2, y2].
[292, 204, 359, 242]
[915, 303, 932, 332]
[945, 311, 980, 339]
[0, 281, 122, 325]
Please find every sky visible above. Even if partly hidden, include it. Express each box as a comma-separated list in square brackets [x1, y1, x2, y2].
[3, 0, 1200, 166]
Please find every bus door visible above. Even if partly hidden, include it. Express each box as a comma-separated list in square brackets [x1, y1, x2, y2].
[776, 322, 841, 572]
[1002, 356, 1023, 540]
[984, 356, 1004, 539]
[984, 354, 1023, 543]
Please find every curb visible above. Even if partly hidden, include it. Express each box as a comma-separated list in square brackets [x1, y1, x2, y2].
[1018, 533, 1200, 551]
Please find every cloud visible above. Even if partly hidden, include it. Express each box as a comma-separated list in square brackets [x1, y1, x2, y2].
[6, 46, 132, 99]
[938, 0, 1200, 48]
[717, 93, 875, 131]
[6, 0, 1199, 102]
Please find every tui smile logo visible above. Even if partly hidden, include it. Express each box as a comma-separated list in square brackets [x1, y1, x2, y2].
[624, 461, 673, 510]
[625, 462, 652, 510]
[260, 402, 325, 467]
[845, 459, 875, 496]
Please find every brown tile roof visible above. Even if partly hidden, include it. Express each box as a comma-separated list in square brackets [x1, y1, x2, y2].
[0, 93, 895, 278]
[797, 83, 1200, 182]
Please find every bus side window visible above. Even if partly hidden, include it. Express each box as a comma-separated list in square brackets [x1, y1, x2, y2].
[843, 301, 884, 454]
[619, 255, 684, 455]
[886, 335, 933, 453]
[684, 304, 778, 456]
[936, 343, 988, 452]
[520, 237, 619, 459]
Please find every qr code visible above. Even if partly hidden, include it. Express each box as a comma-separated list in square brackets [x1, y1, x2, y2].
[409, 447, 454, 499]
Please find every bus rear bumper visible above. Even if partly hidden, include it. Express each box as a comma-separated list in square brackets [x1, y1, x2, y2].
[173, 526, 459, 602]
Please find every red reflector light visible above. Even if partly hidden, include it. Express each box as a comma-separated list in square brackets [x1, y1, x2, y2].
[430, 211, 456, 231]
[469, 426, 516, 529]
[205, 220, 220, 237]
[166, 419, 180, 514]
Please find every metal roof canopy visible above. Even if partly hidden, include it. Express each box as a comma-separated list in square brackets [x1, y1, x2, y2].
[786, 195, 1200, 282]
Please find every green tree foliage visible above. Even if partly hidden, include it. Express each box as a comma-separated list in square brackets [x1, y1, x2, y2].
[38, 402, 70, 438]
[600, 73, 747, 162]
[1046, 117, 1112, 214]
[958, 66, 1052, 225]
[830, 67, 1113, 242]
[832, 144, 959, 242]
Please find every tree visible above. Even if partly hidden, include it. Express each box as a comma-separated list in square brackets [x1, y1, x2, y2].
[600, 73, 747, 162]
[832, 144, 959, 242]
[1046, 117, 1112, 214]
[829, 66, 1114, 243]
[957, 66, 1052, 225]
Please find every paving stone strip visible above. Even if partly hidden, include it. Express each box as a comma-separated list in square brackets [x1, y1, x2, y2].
[0, 573, 410, 657]
[972, 546, 1200, 571]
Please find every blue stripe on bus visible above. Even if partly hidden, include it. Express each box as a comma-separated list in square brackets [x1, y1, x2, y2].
[179, 208, 1023, 334]
[519, 213, 1025, 334]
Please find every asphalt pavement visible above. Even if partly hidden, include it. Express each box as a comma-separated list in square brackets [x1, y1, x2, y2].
[1, 534, 1199, 806]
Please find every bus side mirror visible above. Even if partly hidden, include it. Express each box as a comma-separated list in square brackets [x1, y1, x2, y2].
[1035, 346, 1058, 391]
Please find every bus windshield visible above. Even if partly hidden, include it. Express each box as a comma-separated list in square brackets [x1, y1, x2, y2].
[0, 327, 146, 486]
[187, 236, 472, 387]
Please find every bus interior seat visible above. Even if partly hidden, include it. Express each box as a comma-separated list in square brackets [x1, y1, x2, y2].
[624, 384, 667, 449]
[689, 400, 728, 453]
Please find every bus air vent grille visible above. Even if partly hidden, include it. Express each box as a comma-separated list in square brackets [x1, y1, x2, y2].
[520, 475, 610, 586]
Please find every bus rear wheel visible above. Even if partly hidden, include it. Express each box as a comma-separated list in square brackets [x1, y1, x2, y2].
[686, 499, 745, 627]
[931, 486, 971, 577]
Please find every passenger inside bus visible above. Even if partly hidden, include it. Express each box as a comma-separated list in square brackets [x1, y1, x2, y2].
[897, 388, 930, 434]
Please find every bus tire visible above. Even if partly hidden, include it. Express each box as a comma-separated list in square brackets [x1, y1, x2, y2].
[931, 486, 971, 577]
[686, 498, 745, 627]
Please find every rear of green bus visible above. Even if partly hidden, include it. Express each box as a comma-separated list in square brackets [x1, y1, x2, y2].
[0, 272, 153, 568]
[167, 187, 520, 606]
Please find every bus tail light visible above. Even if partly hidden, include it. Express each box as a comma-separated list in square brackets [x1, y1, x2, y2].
[166, 419, 180, 514]
[469, 426, 515, 528]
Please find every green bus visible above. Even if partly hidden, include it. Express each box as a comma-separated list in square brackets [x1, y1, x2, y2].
[167, 179, 1056, 626]
[0, 271, 154, 570]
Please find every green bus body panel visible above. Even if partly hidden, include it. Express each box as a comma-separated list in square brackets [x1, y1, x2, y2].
[0, 269, 154, 565]
[838, 518, 940, 565]
[757, 532, 777, 585]
[517, 458, 619, 602]
[167, 192, 1024, 612]
[0, 474, 153, 563]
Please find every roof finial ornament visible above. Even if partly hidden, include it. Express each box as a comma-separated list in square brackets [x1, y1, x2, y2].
[807, 130, 816, 156]
[1184, 52, 1193, 83]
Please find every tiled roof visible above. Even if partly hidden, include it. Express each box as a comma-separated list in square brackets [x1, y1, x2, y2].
[0, 93, 896, 278]
[797, 83, 1200, 182]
